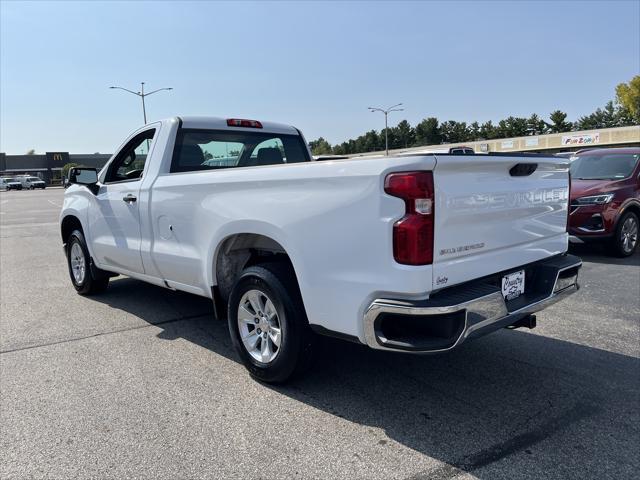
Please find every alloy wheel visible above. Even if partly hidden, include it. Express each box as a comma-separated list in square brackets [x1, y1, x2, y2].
[70, 242, 86, 284]
[621, 216, 638, 254]
[237, 289, 282, 364]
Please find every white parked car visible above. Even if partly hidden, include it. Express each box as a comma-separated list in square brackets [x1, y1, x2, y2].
[60, 116, 581, 382]
[18, 176, 46, 189]
[1, 177, 23, 191]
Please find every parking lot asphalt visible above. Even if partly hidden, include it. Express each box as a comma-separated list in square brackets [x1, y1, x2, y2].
[1, 188, 639, 480]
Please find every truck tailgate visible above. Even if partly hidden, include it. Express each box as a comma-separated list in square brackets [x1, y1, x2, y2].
[431, 154, 569, 289]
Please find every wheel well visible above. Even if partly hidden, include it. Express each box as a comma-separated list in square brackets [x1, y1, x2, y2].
[61, 215, 83, 245]
[214, 233, 293, 302]
[621, 203, 640, 222]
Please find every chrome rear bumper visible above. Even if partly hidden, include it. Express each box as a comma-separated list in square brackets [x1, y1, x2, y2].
[363, 254, 582, 353]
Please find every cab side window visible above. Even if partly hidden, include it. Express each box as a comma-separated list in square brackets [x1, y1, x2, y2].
[105, 129, 156, 183]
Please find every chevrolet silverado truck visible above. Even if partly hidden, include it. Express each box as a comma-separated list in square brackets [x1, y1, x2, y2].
[60, 116, 582, 382]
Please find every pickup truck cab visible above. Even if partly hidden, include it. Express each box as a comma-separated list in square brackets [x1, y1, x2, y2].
[60, 116, 581, 382]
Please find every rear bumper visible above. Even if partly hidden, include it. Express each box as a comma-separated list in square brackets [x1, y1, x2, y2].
[363, 254, 581, 353]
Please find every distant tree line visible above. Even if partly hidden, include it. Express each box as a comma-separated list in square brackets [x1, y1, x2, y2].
[309, 76, 640, 156]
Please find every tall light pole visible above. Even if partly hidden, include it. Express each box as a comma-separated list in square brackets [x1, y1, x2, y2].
[368, 103, 403, 156]
[109, 82, 173, 124]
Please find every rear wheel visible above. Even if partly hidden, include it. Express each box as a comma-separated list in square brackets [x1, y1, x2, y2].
[66, 230, 110, 295]
[612, 211, 638, 257]
[228, 263, 314, 383]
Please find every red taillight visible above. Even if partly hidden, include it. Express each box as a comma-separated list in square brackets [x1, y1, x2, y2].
[227, 118, 263, 128]
[384, 171, 434, 265]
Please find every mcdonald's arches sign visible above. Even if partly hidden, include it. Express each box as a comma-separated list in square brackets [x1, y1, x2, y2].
[46, 152, 69, 165]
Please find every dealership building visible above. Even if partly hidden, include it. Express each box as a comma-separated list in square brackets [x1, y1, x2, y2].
[1, 125, 638, 184]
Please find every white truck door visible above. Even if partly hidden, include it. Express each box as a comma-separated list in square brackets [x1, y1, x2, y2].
[89, 129, 157, 274]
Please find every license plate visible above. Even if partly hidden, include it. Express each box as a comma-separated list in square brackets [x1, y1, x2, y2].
[502, 270, 525, 301]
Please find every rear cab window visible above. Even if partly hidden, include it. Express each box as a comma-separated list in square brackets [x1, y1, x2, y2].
[171, 129, 311, 173]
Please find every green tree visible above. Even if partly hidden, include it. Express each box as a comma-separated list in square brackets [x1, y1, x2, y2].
[511, 117, 529, 136]
[26, 149, 35, 155]
[332, 143, 345, 155]
[362, 130, 381, 151]
[380, 127, 400, 150]
[547, 110, 572, 133]
[615, 75, 640, 123]
[454, 121, 471, 142]
[414, 117, 441, 145]
[395, 120, 415, 148]
[308, 137, 333, 155]
[576, 101, 619, 130]
[614, 105, 635, 126]
[496, 116, 528, 137]
[439, 121, 471, 143]
[468, 121, 481, 140]
[479, 120, 496, 139]
[526, 114, 547, 135]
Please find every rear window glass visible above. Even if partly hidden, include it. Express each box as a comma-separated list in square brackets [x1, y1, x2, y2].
[570, 153, 639, 180]
[171, 129, 310, 173]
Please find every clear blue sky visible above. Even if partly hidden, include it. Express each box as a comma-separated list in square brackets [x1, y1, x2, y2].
[1, 0, 638, 154]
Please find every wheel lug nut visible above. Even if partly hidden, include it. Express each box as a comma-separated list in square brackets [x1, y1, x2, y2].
[257, 328, 261, 334]
[254, 318, 259, 324]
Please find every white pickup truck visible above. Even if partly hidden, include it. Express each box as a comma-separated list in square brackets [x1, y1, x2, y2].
[60, 116, 581, 382]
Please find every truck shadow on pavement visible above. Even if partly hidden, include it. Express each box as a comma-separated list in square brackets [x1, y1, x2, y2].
[96, 277, 640, 480]
[569, 244, 640, 266]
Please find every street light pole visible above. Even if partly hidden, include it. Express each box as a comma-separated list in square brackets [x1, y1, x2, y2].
[109, 82, 173, 124]
[368, 103, 404, 156]
[141, 82, 147, 124]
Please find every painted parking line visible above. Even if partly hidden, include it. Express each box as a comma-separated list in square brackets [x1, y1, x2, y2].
[0, 221, 59, 228]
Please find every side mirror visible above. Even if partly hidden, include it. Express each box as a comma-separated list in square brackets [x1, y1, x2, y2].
[69, 167, 99, 194]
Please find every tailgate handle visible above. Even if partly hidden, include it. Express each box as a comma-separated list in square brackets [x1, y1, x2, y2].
[510, 163, 538, 176]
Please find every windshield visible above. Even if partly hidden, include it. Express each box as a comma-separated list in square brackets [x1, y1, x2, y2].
[28, 177, 41, 182]
[570, 153, 639, 180]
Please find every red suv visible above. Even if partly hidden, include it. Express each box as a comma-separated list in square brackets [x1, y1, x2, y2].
[569, 147, 640, 256]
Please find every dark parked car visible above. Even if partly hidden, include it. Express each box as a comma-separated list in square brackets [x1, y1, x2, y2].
[569, 147, 640, 256]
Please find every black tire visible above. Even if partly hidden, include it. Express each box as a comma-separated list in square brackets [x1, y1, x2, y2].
[228, 263, 314, 383]
[611, 211, 639, 257]
[66, 229, 110, 295]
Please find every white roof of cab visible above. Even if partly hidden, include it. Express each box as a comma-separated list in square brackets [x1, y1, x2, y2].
[177, 116, 300, 135]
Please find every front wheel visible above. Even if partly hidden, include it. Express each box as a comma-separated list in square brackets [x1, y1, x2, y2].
[66, 230, 109, 295]
[612, 211, 638, 257]
[228, 263, 314, 383]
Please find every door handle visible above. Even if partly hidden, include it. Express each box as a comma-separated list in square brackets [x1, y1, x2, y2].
[123, 194, 137, 203]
